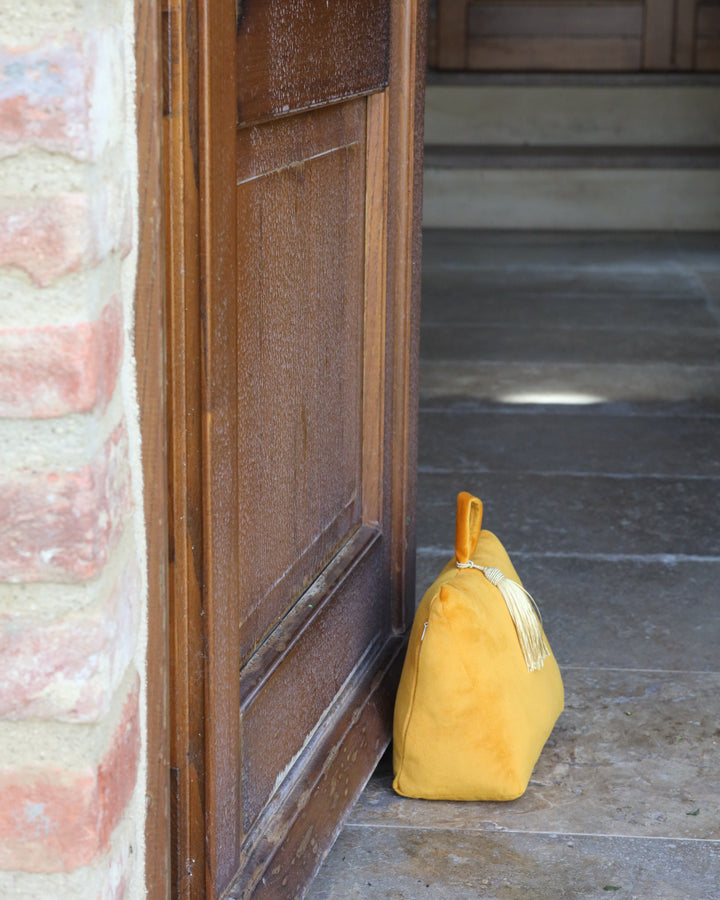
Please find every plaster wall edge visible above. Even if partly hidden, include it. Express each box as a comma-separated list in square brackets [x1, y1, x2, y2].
[118, 0, 148, 896]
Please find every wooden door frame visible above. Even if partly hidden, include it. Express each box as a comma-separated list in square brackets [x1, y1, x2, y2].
[135, 0, 171, 896]
[136, 1, 426, 896]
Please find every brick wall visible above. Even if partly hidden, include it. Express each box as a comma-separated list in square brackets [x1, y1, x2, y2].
[0, 2, 146, 897]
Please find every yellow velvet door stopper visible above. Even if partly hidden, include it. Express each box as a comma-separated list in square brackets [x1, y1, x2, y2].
[455, 560, 550, 671]
[392, 491, 564, 801]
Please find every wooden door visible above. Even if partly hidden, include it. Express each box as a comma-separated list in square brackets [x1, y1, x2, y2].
[432, 0, 720, 70]
[163, 1, 425, 898]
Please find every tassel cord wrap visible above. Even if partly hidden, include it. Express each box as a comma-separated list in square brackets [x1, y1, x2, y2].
[456, 561, 550, 672]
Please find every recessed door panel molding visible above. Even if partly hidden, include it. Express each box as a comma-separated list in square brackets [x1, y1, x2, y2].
[238, 527, 383, 835]
[235, 98, 367, 663]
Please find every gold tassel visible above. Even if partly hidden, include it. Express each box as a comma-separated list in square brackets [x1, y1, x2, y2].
[457, 561, 550, 672]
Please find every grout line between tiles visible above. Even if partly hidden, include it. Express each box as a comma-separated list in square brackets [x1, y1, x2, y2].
[418, 406, 720, 418]
[417, 468, 720, 480]
[418, 408, 720, 421]
[343, 823, 720, 844]
[421, 322, 720, 335]
[557, 664, 720, 675]
[421, 262, 704, 275]
[419, 359, 720, 372]
[416, 547, 720, 563]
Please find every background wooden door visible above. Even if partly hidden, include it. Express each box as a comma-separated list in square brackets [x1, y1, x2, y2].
[164, 1, 425, 897]
[431, 0, 720, 70]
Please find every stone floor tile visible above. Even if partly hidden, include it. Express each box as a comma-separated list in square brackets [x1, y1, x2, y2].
[309, 827, 720, 900]
[421, 229, 680, 271]
[420, 323, 720, 366]
[524, 557, 720, 671]
[672, 233, 720, 270]
[695, 270, 720, 314]
[414, 554, 720, 673]
[420, 396, 720, 419]
[415, 550, 453, 601]
[415, 472, 720, 558]
[418, 409, 720, 477]
[421, 269, 714, 329]
[418, 361, 720, 406]
[349, 669, 720, 842]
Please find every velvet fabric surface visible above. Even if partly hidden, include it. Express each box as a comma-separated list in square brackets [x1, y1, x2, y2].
[393, 493, 564, 801]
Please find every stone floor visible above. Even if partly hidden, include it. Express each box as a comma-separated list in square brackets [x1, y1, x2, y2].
[309, 231, 720, 899]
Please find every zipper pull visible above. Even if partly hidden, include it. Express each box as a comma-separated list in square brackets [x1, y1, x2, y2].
[420, 621, 429, 641]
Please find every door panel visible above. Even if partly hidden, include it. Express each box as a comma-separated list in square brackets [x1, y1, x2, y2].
[236, 98, 367, 662]
[236, 0, 390, 125]
[433, 0, 720, 71]
[239, 527, 383, 833]
[697, 0, 720, 68]
[164, 1, 425, 897]
[467, 1, 643, 71]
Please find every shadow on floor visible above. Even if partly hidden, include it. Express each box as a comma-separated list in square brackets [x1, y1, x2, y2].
[310, 231, 720, 900]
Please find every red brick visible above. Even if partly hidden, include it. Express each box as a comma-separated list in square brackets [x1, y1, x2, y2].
[0, 679, 140, 873]
[0, 183, 132, 285]
[0, 557, 140, 721]
[0, 298, 123, 418]
[0, 31, 121, 161]
[0, 195, 92, 286]
[0, 33, 87, 158]
[0, 420, 133, 582]
[96, 683, 141, 853]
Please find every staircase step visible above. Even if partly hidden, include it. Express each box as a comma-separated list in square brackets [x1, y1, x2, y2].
[423, 81, 720, 230]
[423, 167, 720, 230]
[425, 83, 720, 148]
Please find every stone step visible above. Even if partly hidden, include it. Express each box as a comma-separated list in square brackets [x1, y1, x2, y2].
[423, 165, 720, 230]
[423, 81, 720, 229]
[424, 82, 720, 148]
